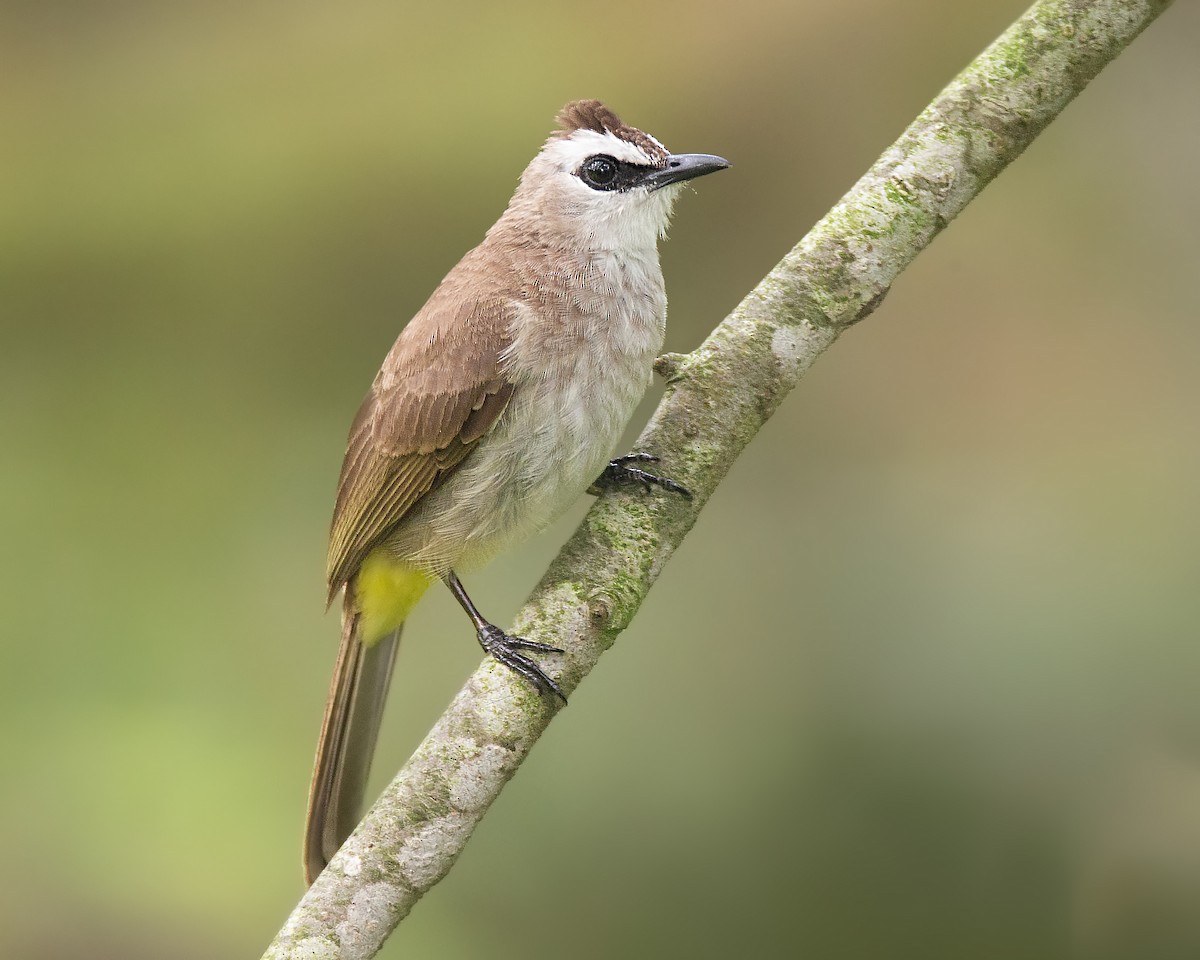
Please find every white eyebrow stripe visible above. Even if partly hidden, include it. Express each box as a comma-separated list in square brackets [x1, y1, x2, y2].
[543, 129, 663, 171]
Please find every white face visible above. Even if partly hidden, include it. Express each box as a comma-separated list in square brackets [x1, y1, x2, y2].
[519, 129, 683, 252]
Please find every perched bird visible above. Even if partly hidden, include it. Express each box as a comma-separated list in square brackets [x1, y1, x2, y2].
[304, 99, 728, 883]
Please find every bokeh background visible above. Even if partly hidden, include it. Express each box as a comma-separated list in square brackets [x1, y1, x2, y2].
[3, 1, 1199, 957]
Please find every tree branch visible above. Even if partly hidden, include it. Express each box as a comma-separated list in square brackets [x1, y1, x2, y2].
[264, 1, 1174, 955]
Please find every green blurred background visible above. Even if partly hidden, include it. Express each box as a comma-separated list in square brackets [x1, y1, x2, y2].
[3, 1, 1199, 957]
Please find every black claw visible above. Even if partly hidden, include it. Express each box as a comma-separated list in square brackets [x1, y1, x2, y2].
[478, 625, 567, 703]
[596, 453, 693, 500]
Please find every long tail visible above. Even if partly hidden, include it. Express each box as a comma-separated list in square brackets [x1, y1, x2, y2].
[303, 588, 402, 885]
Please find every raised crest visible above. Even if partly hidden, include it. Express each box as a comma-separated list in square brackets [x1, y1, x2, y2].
[553, 99, 668, 164]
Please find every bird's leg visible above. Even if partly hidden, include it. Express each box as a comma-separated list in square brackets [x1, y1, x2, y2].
[444, 571, 566, 703]
[591, 453, 693, 499]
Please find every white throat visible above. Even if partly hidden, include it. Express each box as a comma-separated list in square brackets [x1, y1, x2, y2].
[505, 129, 682, 253]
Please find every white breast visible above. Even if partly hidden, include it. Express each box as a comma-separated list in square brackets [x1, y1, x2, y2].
[390, 247, 667, 575]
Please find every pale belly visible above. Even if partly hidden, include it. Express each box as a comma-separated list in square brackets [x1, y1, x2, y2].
[380, 243, 668, 575]
[383, 327, 659, 575]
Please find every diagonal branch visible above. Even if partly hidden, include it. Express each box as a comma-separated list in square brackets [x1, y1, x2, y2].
[264, 0, 1175, 955]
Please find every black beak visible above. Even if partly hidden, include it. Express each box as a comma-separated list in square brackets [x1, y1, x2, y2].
[644, 153, 730, 190]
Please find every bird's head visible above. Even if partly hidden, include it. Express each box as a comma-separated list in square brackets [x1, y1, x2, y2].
[503, 99, 728, 252]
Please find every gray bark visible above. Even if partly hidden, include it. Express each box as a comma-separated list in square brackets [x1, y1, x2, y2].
[264, 1, 1176, 956]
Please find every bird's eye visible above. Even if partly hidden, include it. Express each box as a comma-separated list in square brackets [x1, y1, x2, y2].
[580, 155, 618, 189]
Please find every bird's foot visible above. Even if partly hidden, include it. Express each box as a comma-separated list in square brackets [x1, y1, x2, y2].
[593, 453, 693, 499]
[477, 624, 567, 703]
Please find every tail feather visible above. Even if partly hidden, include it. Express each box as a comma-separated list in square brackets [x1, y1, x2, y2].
[304, 589, 402, 885]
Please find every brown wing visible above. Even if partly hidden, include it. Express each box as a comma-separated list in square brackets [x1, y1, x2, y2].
[326, 290, 516, 598]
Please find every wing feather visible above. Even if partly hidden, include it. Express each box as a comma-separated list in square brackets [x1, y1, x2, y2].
[326, 290, 517, 597]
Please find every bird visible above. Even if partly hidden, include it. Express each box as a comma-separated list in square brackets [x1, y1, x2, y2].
[304, 99, 728, 884]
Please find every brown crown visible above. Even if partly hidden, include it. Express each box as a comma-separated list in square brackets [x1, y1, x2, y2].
[552, 99, 668, 164]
